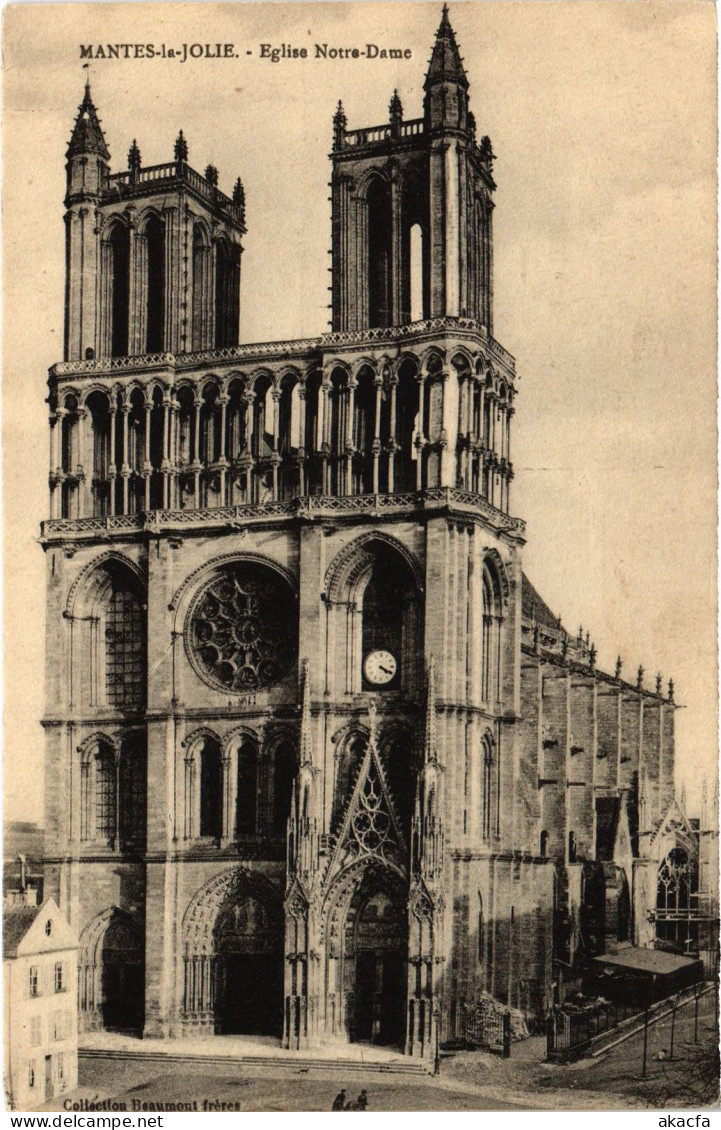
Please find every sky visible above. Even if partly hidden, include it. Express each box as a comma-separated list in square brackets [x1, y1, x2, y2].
[2, 0, 717, 824]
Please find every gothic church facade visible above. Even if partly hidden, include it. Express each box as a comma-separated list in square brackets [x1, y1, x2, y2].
[42, 10, 676, 1056]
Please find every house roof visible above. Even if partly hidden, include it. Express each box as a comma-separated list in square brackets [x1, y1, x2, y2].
[3, 905, 41, 957]
[592, 947, 702, 976]
[521, 573, 561, 630]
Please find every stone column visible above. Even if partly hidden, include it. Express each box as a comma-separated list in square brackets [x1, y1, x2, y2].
[120, 402, 131, 514]
[108, 406, 117, 515]
[144, 398, 153, 509]
[415, 375, 426, 490]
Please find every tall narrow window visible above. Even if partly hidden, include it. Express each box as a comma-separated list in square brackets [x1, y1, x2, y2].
[329, 368, 348, 494]
[367, 178, 392, 329]
[394, 359, 418, 493]
[481, 560, 503, 705]
[215, 239, 240, 347]
[353, 366, 375, 495]
[192, 223, 209, 351]
[482, 737, 493, 842]
[409, 224, 424, 322]
[236, 741, 258, 835]
[119, 738, 147, 850]
[304, 370, 323, 495]
[144, 215, 165, 353]
[95, 744, 116, 842]
[105, 584, 145, 708]
[108, 223, 130, 358]
[199, 738, 222, 839]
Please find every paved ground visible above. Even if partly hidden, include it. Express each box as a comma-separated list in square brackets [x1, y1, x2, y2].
[36, 990, 719, 1113]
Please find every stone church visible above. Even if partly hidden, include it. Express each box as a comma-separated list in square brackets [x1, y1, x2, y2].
[42, 9, 681, 1057]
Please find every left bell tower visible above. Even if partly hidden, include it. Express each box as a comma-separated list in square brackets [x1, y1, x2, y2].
[63, 79, 247, 363]
[64, 79, 111, 362]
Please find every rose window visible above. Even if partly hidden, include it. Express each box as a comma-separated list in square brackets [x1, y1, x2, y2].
[187, 562, 297, 692]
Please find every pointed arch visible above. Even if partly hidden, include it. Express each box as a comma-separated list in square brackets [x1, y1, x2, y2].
[78, 907, 144, 1033]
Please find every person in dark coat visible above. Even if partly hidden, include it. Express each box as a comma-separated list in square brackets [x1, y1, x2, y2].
[354, 1090, 368, 1110]
[331, 1089, 347, 1111]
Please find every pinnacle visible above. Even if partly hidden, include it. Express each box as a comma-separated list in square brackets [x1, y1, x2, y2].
[67, 75, 110, 160]
[424, 4, 469, 91]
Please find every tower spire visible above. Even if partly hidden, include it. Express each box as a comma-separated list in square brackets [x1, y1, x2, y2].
[67, 74, 109, 160]
[424, 5, 469, 92]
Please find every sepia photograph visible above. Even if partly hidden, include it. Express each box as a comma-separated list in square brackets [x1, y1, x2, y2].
[2, 0, 718, 1114]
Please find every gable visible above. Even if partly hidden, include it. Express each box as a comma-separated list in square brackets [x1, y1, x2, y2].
[326, 738, 407, 884]
[15, 899, 77, 956]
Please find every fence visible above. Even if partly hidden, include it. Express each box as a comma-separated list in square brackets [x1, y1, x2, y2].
[465, 1000, 512, 1058]
[546, 998, 640, 1062]
[546, 982, 711, 1063]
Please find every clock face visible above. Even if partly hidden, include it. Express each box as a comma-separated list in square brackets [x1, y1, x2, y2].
[364, 649, 398, 686]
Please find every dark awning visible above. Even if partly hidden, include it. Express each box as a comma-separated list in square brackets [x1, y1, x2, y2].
[592, 947, 701, 977]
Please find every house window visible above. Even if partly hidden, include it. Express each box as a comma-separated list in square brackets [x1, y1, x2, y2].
[57, 1053, 66, 1083]
[54, 963, 65, 993]
[30, 1017, 41, 1046]
[44, 920, 52, 937]
[53, 1011, 66, 1041]
[28, 967, 39, 998]
[28, 1063, 35, 1089]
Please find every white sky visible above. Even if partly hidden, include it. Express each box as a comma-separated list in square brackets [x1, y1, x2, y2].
[2, 1, 717, 824]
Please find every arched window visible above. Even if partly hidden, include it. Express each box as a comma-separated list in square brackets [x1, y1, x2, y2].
[352, 366, 375, 495]
[251, 375, 273, 462]
[148, 386, 164, 509]
[568, 831, 577, 863]
[394, 358, 418, 492]
[144, 215, 165, 353]
[236, 740, 258, 836]
[277, 375, 301, 501]
[126, 389, 145, 515]
[409, 225, 424, 322]
[215, 239, 240, 348]
[192, 223, 210, 351]
[107, 222, 130, 358]
[402, 174, 428, 324]
[329, 368, 348, 494]
[540, 830, 549, 857]
[481, 736, 493, 842]
[304, 370, 323, 495]
[105, 577, 145, 708]
[656, 847, 698, 949]
[119, 736, 147, 850]
[199, 738, 222, 839]
[60, 395, 80, 519]
[95, 743, 116, 843]
[87, 391, 111, 517]
[367, 178, 391, 329]
[273, 741, 296, 834]
[481, 559, 503, 704]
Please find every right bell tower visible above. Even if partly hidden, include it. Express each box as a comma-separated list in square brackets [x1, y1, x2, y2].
[331, 5, 495, 333]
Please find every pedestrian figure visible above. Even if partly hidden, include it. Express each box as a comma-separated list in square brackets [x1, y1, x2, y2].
[331, 1089, 347, 1111]
[355, 1090, 368, 1110]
